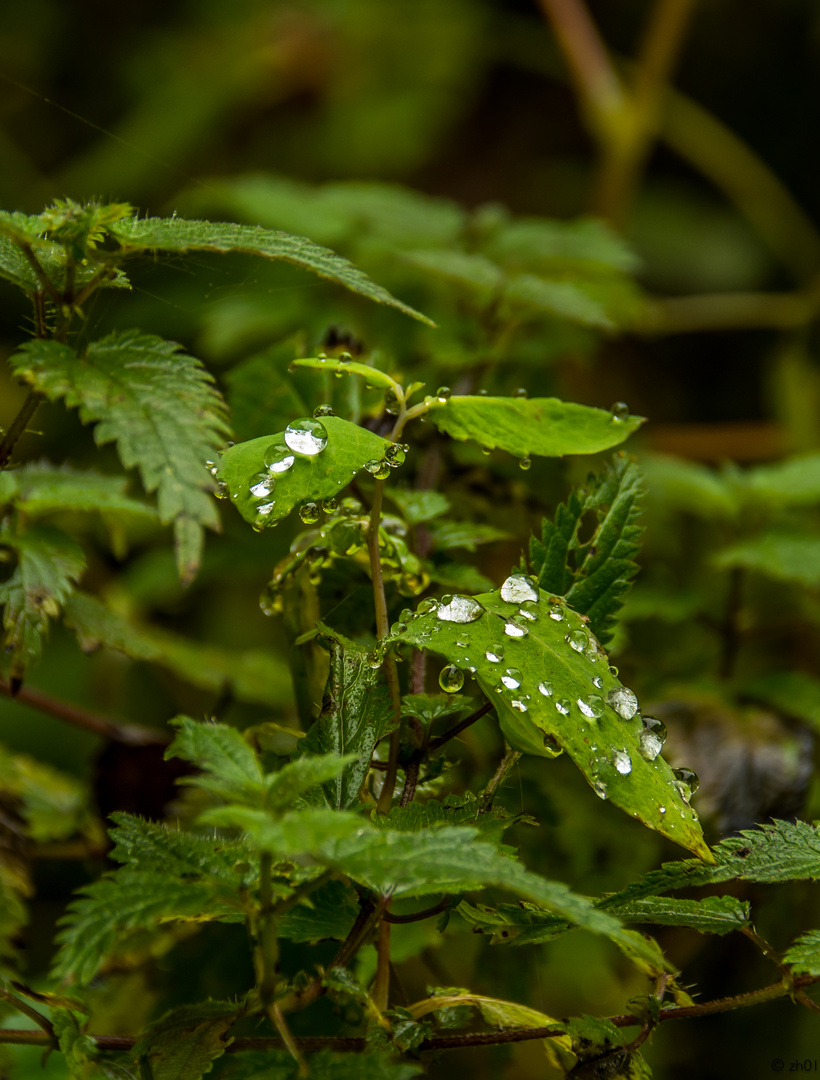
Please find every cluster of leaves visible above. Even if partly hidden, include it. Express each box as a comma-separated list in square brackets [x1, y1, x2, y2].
[1, 197, 819, 1080]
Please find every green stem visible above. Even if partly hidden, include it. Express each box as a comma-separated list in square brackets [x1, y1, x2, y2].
[19, 242, 61, 303]
[0, 989, 54, 1041]
[0, 389, 44, 470]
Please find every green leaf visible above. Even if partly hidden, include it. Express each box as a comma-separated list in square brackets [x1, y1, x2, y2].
[741, 671, 820, 734]
[109, 215, 433, 325]
[0, 524, 85, 681]
[743, 452, 820, 505]
[166, 717, 264, 807]
[224, 343, 309, 442]
[300, 633, 395, 809]
[408, 989, 566, 1037]
[0, 745, 92, 842]
[484, 216, 640, 276]
[714, 531, 820, 586]
[217, 416, 397, 528]
[530, 454, 643, 646]
[784, 930, 820, 976]
[216, 1048, 422, 1080]
[640, 454, 736, 519]
[201, 806, 367, 856]
[291, 356, 399, 390]
[425, 395, 643, 459]
[386, 490, 450, 525]
[401, 249, 503, 294]
[53, 1008, 98, 1079]
[107, 814, 257, 883]
[9, 331, 230, 584]
[0, 462, 157, 520]
[63, 592, 292, 707]
[503, 273, 616, 329]
[603, 894, 750, 935]
[132, 1001, 238, 1080]
[265, 753, 357, 814]
[276, 879, 360, 943]
[391, 582, 710, 859]
[429, 520, 512, 552]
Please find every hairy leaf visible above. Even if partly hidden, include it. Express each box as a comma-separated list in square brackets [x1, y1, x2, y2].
[108, 814, 258, 882]
[133, 1001, 238, 1080]
[391, 583, 710, 859]
[9, 332, 230, 583]
[166, 717, 263, 807]
[425, 395, 643, 459]
[784, 930, 820, 976]
[265, 753, 357, 814]
[276, 879, 360, 943]
[64, 592, 292, 707]
[299, 633, 395, 809]
[217, 416, 397, 528]
[109, 216, 433, 325]
[530, 454, 643, 645]
[0, 463, 156, 520]
[605, 894, 750, 935]
[0, 524, 85, 680]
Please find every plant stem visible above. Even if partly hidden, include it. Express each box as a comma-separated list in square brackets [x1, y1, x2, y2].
[428, 701, 493, 752]
[372, 919, 392, 1012]
[0, 389, 44, 470]
[0, 989, 54, 1041]
[18, 242, 61, 304]
[479, 745, 522, 812]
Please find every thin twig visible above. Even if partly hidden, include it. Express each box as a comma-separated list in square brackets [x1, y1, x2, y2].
[0, 389, 45, 470]
[428, 701, 494, 752]
[383, 898, 451, 925]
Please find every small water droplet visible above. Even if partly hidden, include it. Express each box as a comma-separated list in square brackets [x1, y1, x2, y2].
[610, 401, 630, 422]
[259, 583, 284, 617]
[513, 387, 528, 398]
[606, 687, 639, 720]
[480, 445, 492, 456]
[538, 681, 553, 697]
[213, 480, 229, 499]
[591, 779, 608, 800]
[439, 665, 464, 693]
[555, 698, 571, 715]
[313, 404, 335, 418]
[436, 386, 452, 402]
[511, 698, 528, 712]
[608, 664, 619, 677]
[565, 629, 588, 653]
[519, 456, 532, 471]
[591, 676, 603, 689]
[249, 472, 274, 499]
[322, 497, 338, 514]
[339, 351, 352, 362]
[284, 417, 329, 456]
[501, 667, 523, 690]
[391, 621, 408, 635]
[436, 595, 485, 623]
[299, 502, 320, 525]
[504, 616, 529, 638]
[518, 600, 539, 622]
[613, 749, 632, 775]
[417, 597, 438, 615]
[548, 603, 564, 621]
[500, 574, 539, 604]
[264, 443, 296, 474]
[659, 806, 667, 815]
[543, 733, 561, 754]
[485, 645, 504, 663]
[577, 694, 604, 720]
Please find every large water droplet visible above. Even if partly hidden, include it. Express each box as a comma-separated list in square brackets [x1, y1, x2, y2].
[518, 600, 539, 622]
[613, 749, 632, 775]
[555, 698, 571, 715]
[284, 418, 328, 456]
[500, 574, 539, 604]
[436, 386, 452, 402]
[437, 595, 484, 624]
[264, 443, 296, 473]
[250, 472, 274, 499]
[384, 443, 406, 467]
[485, 645, 504, 663]
[518, 456, 532, 471]
[322, 497, 338, 514]
[538, 681, 553, 697]
[504, 615, 529, 638]
[638, 715, 667, 762]
[501, 667, 523, 690]
[610, 401, 630, 422]
[673, 767, 699, 799]
[213, 480, 229, 500]
[577, 695, 604, 720]
[299, 502, 320, 525]
[364, 459, 391, 480]
[606, 687, 639, 720]
[439, 665, 464, 693]
[565, 629, 588, 653]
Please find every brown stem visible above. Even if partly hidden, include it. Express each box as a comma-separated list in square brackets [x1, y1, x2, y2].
[428, 701, 493, 752]
[479, 745, 522, 812]
[0, 677, 166, 745]
[19, 242, 61, 303]
[0, 389, 44, 470]
[383, 898, 451, 925]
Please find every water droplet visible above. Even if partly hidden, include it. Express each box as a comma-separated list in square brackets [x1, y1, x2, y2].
[591, 779, 608, 800]
[504, 617, 529, 638]
[543, 733, 561, 754]
[417, 598, 438, 615]
[518, 600, 539, 622]
[340, 497, 362, 516]
[606, 687, 639, 720]
[673, 767, 699, 799]
[436, 386, 452, 402]
[384, 389, 401, 415]
[608, 664, 619, 677]
[284, 417, 328, 456]
[259, 584, 283, 617]
[391, 621, 408, 635]
[213, 480, 229, 499]
[501, 667, 523, 690]
[513, 387, 528, 398]
[364, 458, 391, 480]
[264, 443, 296, 473]
[638, 715, 667, 762]
[384, 443, 406, 467]
[322, 497, 338, 514]
[511, 698, 528, 712]
[659, 806, 667, 815]
[480, 445, 492, 456]
[485, 645, 504, 663]
[538, 681, 553, 697]
[439, 665, 464, 693]
[548, 603, 564, 621]
[591, 676, 603, 689]
[610, 401, 630, 422]
[249, 472, 275, 499]
[339, 351, 352, 362]
[612, 749, 632, 775]
[577, 695, 604, 720]
[555, 698, 571, 715]
[299, 502, 320, 525]
[519, 456, 532, 471]
[500, 574, 539, 604]
[436, 595, 485, 623]
[565, 630, 588, 653]
[313, 404, 335, 418]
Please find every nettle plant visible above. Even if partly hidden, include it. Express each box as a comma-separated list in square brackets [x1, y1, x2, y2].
[1, 200, 819, 1080]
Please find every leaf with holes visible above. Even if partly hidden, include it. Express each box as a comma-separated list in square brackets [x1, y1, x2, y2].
[390, 581, 710, 859]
